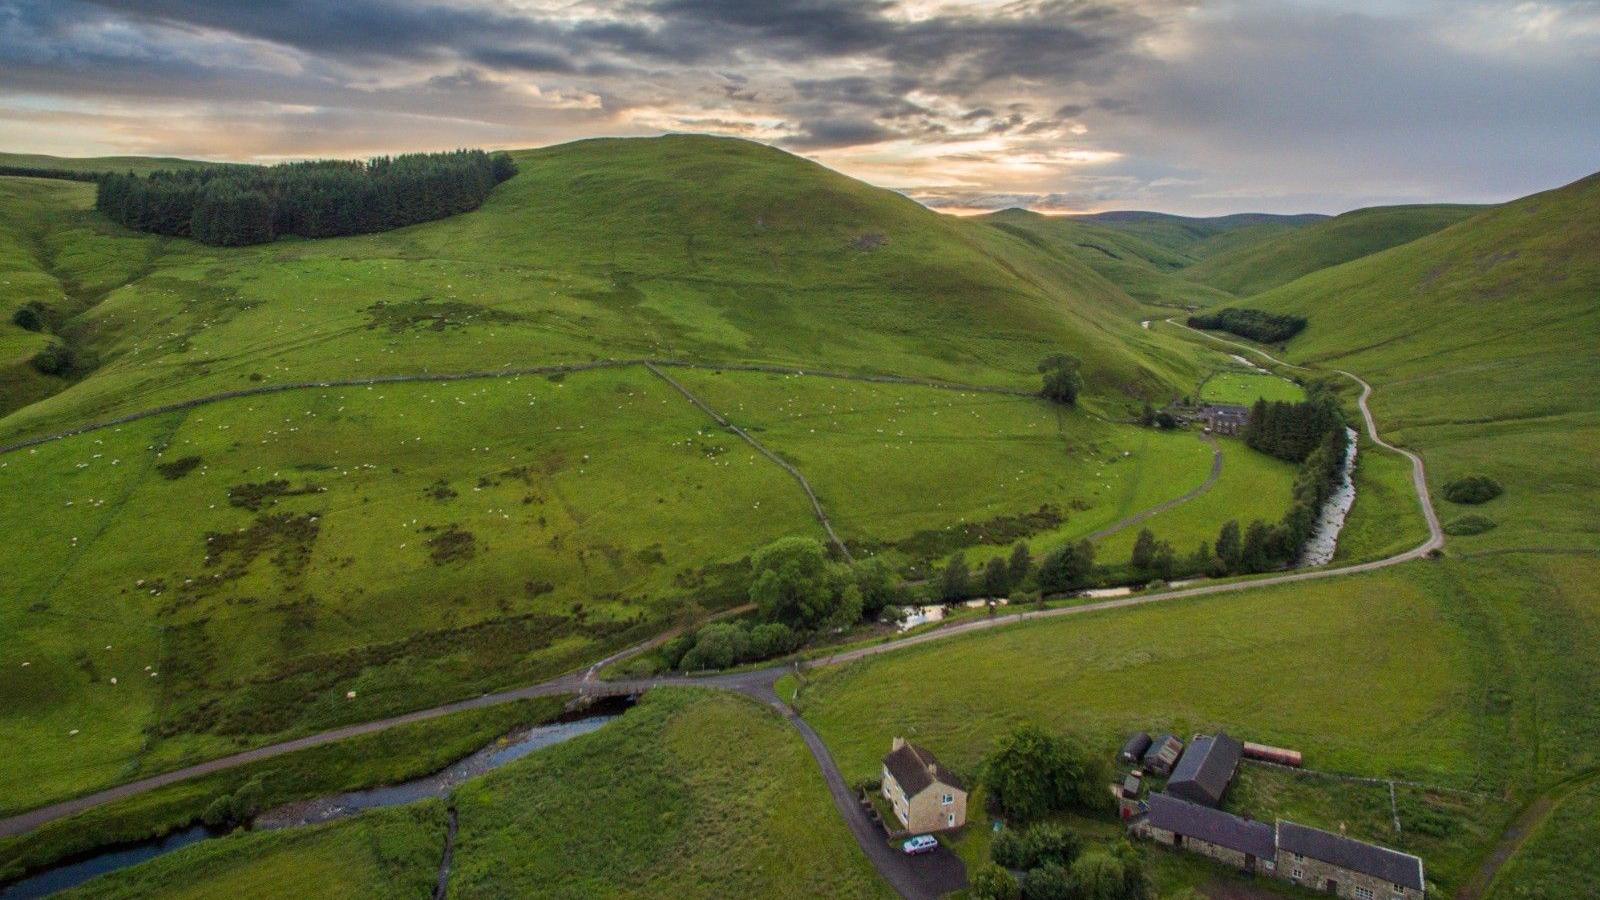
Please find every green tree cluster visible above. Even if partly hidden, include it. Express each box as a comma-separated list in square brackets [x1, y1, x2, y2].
[1038, 354, 1084, 406]
[980, 724, 1110, 822]
[1243, 396, 1344, 462]
[1443, 474, 1503, 504]
[664, 537, 905, 671]
[1186, 307, 1306, 343]
[96, 150, 517, 246]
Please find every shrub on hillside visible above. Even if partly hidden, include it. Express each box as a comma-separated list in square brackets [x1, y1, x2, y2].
[1444, 515, 1497, 536]
[1037, 354, 1083, 406]
[11, 304, 46, 332]
[1443, 475, 1503, 505]
[29, 342, 73, 376]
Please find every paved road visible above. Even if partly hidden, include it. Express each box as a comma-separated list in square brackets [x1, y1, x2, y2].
[0, 334, 1443, 899]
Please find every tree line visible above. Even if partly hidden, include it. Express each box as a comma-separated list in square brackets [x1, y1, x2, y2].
[0, 165, 100, 182]
[1187, 307, 1307, 343]
[95, 150, 518, 246]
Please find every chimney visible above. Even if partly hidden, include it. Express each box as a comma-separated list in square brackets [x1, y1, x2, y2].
[892, 736, 906, 752]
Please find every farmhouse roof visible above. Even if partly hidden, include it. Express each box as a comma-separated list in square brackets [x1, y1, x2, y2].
[1147, 793, 1275, 860]
[1144, 734, 1182, 764]
[884, 740, 963, 798]
[1278, 821, 1425, 891]
[1166, 732, 1243, 808]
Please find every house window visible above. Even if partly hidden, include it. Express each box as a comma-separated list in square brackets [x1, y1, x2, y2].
[941, 794, 954, 805]
[1355, 887, 1374, 900]
[1291, 868, 1303, 880]
[898, 807, 908, 825]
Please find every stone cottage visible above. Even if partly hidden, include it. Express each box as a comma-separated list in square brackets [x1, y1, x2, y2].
[881, 737, 967, 833]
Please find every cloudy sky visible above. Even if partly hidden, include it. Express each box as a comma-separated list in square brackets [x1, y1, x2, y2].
[3, 0, 1598, 214]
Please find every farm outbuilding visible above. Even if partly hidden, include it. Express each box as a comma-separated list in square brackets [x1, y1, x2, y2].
[1120, 732, 1153, 765]
[1166, 732, 1243, 808]
[1142, 734, 1184, 775]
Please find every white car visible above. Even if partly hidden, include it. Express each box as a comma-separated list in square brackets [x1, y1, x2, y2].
[902, 835, 939, 855]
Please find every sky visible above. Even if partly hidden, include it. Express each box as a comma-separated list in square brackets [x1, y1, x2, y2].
[2, 0, 1598, 215]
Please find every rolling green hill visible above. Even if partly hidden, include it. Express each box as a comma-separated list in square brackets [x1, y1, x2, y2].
[0, 152, 218, 176]
[979, 208, 1240, 309]
[1068, 210, 1327, 259]
[0, 136, 1203, 444]
[1187, 203, 1488, 296]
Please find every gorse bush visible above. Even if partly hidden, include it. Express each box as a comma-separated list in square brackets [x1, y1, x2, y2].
[1444, 514, 1497, 536]
[1187, 307, 1307, 343]
[96, 150, 517, 246]
[1443, 474, 1503, 505]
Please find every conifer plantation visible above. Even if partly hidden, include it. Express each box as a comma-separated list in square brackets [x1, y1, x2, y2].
[95, 150, 517, 245]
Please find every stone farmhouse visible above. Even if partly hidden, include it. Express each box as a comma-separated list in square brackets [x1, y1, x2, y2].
[881, 738, 967, 833]
[1127, 731, 1426, 899]
[1136, 795, 1425, 899]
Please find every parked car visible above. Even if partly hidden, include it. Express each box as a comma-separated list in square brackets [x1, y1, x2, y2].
[902, 835, 939, 855]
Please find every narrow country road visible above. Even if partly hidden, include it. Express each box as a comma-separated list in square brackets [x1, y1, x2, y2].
[0, 335, 1443, 900]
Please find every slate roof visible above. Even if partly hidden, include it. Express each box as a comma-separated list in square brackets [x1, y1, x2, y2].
[1146, 793, 1275, 860]
[1166, 732, 1243, 807]
[1143, 734, 1183, 769]
[883, 742, 963, 798]
[1278, 821, 1425, 891]
[1120, 732, 1152, 762]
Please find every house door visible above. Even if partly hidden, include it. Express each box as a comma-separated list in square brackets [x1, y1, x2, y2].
[1326, 880, 1339, 893]
[947, 813, 955, 827]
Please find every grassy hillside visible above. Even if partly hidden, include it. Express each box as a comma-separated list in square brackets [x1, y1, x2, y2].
[1187, 203, 1487, 296]
[1244, 170, 1600, 556]
[0, 152, 217, 176]
[980, 208, 1239, 310]
[0, 136, 1199, 444]
[1068, 210, 1327, 259]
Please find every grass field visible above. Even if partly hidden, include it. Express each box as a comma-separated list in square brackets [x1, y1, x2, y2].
[0, 697, 567, 883]
[450, 688, 890, 898]
[1486, 776, 1600, 898]
[1197, 370, 1306, 405]
[64, 802, 446, 899]
[666, 369, 1235, 574]
[1092, 436, 1296, 561]
[0, 366, 820, 812]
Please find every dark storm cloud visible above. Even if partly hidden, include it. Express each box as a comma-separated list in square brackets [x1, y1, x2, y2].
[3, 1, 1599, 214]
[781, 117, 900, 149]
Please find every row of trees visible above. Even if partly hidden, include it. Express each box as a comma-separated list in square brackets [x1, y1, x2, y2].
[1186, 307, 1307, 343]
[938, 539, 1096, 604]
[95, 150, 518, 246]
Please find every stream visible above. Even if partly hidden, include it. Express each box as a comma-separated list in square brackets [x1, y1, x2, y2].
[1298, 427, 1360, 567]
[0, 699, 630, 899]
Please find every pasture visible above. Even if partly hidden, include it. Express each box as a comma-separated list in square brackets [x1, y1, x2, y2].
[0, 366, 818, 812]
[1197, 370, 1305, 405]
[450, 688, 890, 898]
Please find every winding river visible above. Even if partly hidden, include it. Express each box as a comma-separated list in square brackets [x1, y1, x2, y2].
[1298, 426, 1360, 567]
[0, 703, 629, 899]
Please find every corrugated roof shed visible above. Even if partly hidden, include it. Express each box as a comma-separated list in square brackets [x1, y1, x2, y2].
[1166, 732, 1243, 807]
[1147, 793, 1275, 860]
[883, 741, 963, 798]
[1120, 732, 1152, 763]
[1143, 734, 1184, 772]
[1278, 821, 1425, 891]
